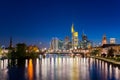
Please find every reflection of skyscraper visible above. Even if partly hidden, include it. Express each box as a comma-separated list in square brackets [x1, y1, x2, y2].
[71, 24, 78, 49]
[102, 35, 107, 45]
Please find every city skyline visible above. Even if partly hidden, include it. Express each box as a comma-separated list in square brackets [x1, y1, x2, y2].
[0, 0, 120, 47]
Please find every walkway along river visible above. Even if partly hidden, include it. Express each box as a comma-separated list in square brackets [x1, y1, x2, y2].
[0, 54, 120, 80]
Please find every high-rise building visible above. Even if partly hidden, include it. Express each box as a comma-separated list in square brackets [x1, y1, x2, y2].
[65, 36, 69, 43]
[110, 38, 116, 44]
[79, 32, 92, 49]
[71, 24, 78, 49]
[82, 33, 87, 41]
[64, 36, 71, 50]
[58, 39, 64, 50]
[50, 38, 59, 51]
[102, 34, 107, 45]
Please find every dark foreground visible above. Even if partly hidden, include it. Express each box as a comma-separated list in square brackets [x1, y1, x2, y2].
[0, 54, 120, 80]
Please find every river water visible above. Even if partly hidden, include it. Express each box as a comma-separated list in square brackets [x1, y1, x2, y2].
[0, 54, 120, 80]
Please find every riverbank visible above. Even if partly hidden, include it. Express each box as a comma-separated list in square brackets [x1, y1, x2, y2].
[92, 56, 120, 66]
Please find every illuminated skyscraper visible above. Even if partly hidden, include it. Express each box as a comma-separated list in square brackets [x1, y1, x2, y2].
[102, 34, 107, 45]
[79, 32, 92, 49]
[71, 24, 78, 49]
[110, 38, 116, 44]
[50, 38, 59, 51]
[65, 36, 69, 43]
[64, 36, 71, 50]
[58, 39, 64, 50]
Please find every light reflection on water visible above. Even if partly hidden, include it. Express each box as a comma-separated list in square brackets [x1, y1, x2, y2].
[0, 55, 120, 80]
[27, 59, 33, 80]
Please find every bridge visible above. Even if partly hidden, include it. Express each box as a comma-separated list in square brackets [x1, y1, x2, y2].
[40, 52, 87, 58]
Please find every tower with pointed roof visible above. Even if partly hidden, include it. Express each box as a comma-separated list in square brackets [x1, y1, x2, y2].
[82, 31, 87, 41]
[71, 23, 78, 49]
[9, 37, 13, 48]
[102, 34, 107, 46]
[71, 23, 74, 33]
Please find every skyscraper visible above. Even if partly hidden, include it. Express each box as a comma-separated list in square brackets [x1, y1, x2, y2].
[65, 36, 69, 43]
[50, 38, 59, 51]
[110, 38, 116, 44]
[58, 39, 64, 50]
[64, 36, 71, 50]
[79, 32, 92, 49]
[71, 24, 78, 49]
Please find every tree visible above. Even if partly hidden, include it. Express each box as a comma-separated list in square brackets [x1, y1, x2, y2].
[91, 50, 100, 56]
[16, 43, 27, 59]
[0, 47, 2, 55]
[107, 48, 115, 57]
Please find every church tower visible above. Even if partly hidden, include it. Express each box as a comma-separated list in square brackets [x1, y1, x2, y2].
[9, 37, 13, 48]
[102, 34, 107, 46]
[71, 23, 78, 49]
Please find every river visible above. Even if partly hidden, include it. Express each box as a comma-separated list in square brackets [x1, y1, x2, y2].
[0, 54, 120, 80]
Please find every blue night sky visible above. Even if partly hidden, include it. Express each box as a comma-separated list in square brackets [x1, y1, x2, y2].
[0, 0, 120, 48]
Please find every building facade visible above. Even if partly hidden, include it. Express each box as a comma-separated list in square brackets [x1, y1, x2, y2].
[102, 34, 107, 46]
[71, 24, 79, 49]
[50, 38, 59, 52]
[110, 38, 116, 44]
[79, 32, 92, 49]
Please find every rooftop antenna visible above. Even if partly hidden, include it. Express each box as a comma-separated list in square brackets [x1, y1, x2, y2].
[81, 27, 85, 35]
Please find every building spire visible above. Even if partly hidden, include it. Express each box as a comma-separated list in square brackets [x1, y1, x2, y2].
[82, 29, 84, 35]
[71, 23, 74, 33]
[102, 34, 107, 45]
[9, 37, 13, 48]
[82, 28, 86, 37]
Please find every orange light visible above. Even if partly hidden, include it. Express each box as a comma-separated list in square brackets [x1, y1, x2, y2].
[28, 59, 33, 80]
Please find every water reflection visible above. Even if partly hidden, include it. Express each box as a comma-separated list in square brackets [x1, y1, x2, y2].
[28, 59, 33, 80]
[0, 59, 8, 80]
[0, 55, 120, 80]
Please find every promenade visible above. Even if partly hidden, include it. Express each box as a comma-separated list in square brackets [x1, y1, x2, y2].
[93, 56, 120, 66]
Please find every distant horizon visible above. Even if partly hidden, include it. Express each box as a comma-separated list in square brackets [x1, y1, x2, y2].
[0, 33, 120, 48]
